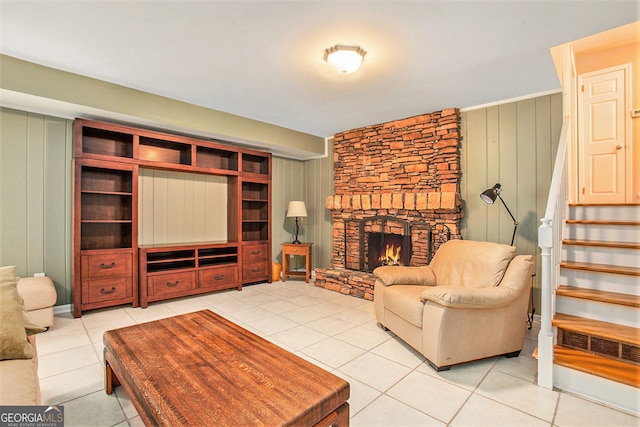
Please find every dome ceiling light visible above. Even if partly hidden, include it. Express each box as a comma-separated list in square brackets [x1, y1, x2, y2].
[323, 44, 366, 75]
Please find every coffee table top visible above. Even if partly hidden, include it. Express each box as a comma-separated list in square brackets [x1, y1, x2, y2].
[103, 310, 349, 426]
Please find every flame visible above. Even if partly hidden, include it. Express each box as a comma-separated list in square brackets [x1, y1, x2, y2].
[379, 244, 402, 266]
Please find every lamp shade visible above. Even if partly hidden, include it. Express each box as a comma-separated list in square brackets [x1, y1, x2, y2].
[286, 201, 307, 218]
[480, 183, 502, 204]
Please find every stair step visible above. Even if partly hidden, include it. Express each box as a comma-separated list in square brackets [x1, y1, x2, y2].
[562, 243, 638, 267]
[569, 203, 640, 206]
[566, 219, 640, 226]
[557, 285, 640, 308]
[556, 294, 638, 328]
[560, 261, 640, 276]
[568, 204, 640, 222]
[565, 222, 640, 243]
[554, 346, 640, 388]
[563, 239, 640, 250]
[560, 268, 640, 296]
[553, 313, 640, 346]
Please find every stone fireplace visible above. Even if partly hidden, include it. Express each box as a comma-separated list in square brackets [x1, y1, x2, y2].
[315, 108, 463, 300]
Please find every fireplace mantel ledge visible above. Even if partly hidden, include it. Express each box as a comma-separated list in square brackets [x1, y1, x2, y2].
[326, 191, 460, 212]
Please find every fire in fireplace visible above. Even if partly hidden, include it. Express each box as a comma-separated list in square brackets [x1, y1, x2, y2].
[368, 232, 406, 270]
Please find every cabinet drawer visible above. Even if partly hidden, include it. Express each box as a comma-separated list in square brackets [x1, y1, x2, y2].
[243, 244, 269, 263]
[149, 272, 196, 296]
[199, 266, 239, 290]
[84, 276, 132, 304]
[285, 245, 309, 256]
[243, 262, 268, 281]
[82, 253, 131, 279]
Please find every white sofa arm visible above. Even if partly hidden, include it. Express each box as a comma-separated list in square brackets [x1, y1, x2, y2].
[373, 265, 436, 287]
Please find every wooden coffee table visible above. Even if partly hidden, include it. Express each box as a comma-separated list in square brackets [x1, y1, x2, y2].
[103, 310, 349, 426]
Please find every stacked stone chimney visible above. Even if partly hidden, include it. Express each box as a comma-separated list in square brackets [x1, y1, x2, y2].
[315, 108, 463, 299]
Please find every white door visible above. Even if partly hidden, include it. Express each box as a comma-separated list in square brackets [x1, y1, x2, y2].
[578, 65, 629, 204]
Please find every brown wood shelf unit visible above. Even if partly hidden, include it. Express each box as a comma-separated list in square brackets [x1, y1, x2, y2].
[139, 242, 240, 307]
[72, 119, 271, 317]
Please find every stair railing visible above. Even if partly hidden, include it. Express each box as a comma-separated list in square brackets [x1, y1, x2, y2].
[538, 118, 570, 390]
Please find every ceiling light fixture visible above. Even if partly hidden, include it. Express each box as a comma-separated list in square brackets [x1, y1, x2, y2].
[323, 44, 366, 75]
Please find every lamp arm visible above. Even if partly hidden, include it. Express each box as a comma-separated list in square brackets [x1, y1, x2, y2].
[497, 194, 518, 226]
[498, 194, 519, 246]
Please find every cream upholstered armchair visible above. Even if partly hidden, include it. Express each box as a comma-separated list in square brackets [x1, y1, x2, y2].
[373, 239, 533, 371]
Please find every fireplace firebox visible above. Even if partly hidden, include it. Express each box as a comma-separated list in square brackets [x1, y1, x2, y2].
[368, 232, 409, 270]
[344, 215, 419, 272]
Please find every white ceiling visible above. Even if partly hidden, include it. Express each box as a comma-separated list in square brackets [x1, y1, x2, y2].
[1, 1, 637, 138]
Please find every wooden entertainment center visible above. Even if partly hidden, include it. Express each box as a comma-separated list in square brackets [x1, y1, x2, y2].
[72, 119, 272, 317]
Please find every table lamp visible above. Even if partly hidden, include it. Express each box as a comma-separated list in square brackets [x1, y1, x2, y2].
[287, 201, 307, 244]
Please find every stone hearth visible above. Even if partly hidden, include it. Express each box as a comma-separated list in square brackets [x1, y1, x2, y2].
[315, 108, 462, 300]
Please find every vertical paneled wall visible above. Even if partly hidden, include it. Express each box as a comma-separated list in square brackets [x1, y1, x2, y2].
[460, 93, 563, 308]
[271, 140, 332, 273]
[304, 139, 334, 269]
[271, 156, 307, 270]
[138, 169, 227, 245]
[0, 108, 73, 305]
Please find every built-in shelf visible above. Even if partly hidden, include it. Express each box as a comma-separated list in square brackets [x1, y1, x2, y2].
[139, 136, 192, 166]
[139, 242, 240, 307]
[81, 127, 134, 159]
[242, 153, 270, 175]
[196, 146, 238, 171]
[78, 163, 135, 252]
[73, 119, 271, 316]
[241, 181, 269, 243]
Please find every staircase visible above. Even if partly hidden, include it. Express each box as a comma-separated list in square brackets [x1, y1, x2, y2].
[552, 203, 640, 414]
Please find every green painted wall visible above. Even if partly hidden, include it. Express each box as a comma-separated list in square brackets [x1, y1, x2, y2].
[460, 92, 563, 309]
[0, 108, 73, 305]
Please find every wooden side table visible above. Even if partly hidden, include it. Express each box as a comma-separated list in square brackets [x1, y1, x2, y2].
[281, 243, 312, 282]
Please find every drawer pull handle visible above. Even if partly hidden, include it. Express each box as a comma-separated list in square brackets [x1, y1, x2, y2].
[166, 281, 179, 287]
[214, 274, 225, 280]
[251, 268, 261, 273]
[251, 250, 262, 255]
[100, 286, 116, 294]
[100, 262, 116, 269]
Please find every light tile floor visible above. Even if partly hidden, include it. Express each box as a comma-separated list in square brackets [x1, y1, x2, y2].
[37, 279, 639, 426]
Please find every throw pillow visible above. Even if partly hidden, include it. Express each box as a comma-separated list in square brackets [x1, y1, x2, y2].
[0, 266, 34, 360]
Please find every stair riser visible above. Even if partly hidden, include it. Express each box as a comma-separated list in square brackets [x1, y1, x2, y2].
[569, 205, 640, 222]
[565, 225, 640, 243]
[559, 269, 640, 296]
[553, 365, 640, 416]
[556, 296, 639, 328]
[562, 246, 639, 267]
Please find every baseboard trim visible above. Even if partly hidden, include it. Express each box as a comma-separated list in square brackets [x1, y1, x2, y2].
[53, 304, 71, 315]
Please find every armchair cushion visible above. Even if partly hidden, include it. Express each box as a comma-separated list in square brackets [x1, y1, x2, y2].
[373, 266, 436, 287]
[429, 240, 516, 289]
[421, 255, 533, 309]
